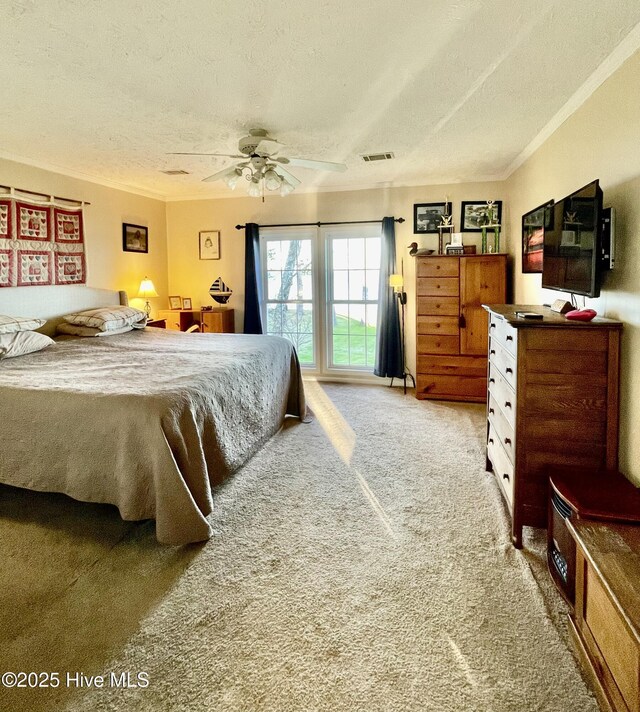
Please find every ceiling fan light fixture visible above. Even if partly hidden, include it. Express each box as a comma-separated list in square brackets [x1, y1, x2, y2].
[185, 129, 345, 196]
[247, 177, 262, 198]
[223, 168, 243, 190]
[264, 168, 282, 191]
[280, 179, 295, 197]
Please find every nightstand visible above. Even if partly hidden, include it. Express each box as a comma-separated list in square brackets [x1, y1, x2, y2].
[200, 308, 234, 333]
[157, 309, 200, 331]
[146, 318, 166, 328]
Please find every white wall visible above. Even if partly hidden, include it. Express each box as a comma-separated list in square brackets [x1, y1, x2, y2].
[506, 49, 640, 483]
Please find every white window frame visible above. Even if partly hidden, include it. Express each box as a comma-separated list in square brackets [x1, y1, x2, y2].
[259, 223, 382, 380]
[322, 223, 382, 374]
[260, 226, 319, 370]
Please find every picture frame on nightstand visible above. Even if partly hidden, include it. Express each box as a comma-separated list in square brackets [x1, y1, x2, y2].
[182, 297, 192, 310]
[168, 295, 182, 310]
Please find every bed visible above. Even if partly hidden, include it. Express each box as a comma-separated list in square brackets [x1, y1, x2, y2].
[0, 286, 306, 544]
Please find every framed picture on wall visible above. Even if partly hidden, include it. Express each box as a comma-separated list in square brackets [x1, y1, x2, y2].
[413, 202, 453, 234]
[199, 230, 220, 260]
[522, 200, 553, 273]
[460, 201, 502, 232]
[122, 223, 148, 253]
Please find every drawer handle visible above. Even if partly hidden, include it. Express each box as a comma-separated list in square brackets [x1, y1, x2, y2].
[490, 323, 496, 329]
[489, 378, 495, 384]
[489, 408, 494, 414]
[504, 401, 512, 408]
[490, 349, 496, 355]
[488, 438, 494, 444]
[506, 367, 513, 374]
[506, 335, 513, 341]
[504, 438, 512, 445]
[503, 473, 510, 482]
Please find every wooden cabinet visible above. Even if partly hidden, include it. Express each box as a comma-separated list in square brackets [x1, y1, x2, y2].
[569, 520, 640, 712]
[146, 319, 166, 328]
[547, 467, 640, 606]
[484, 305, 622, 548]
[200, 309, 234, 333]
[156, 309, 235, 333]
[415, 255, 507, 402]
[157, 309, 200, 331]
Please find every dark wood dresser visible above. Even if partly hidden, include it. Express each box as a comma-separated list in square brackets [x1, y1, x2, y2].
[483, 305, 622, 548]
[415, 254, 507, 402]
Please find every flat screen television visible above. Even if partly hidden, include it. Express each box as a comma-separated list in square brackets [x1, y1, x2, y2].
[542, 180, 603, 298]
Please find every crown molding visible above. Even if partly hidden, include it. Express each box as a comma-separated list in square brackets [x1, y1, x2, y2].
[502, 20, 640, 180]
[0, 150, 167, 201]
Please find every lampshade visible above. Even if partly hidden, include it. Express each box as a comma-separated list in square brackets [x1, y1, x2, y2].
[137, 277, 158, 299]
[389, 274, 404, 290]
[247, 178, 262, 198]
[263, 169, 282, 192]
[280, 179, 295, 197]
[223, 169, 242, 190]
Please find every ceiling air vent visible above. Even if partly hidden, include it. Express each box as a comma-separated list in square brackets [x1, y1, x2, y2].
[162, 169, 190, 175]
[361, 152, 395, 162]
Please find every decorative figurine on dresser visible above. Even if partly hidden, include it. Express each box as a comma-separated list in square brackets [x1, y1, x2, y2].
[414, 254, 507, 402]
[482, 304, 622, 548]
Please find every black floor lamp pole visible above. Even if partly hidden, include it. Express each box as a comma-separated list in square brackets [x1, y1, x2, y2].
[390, 289, 416, 395]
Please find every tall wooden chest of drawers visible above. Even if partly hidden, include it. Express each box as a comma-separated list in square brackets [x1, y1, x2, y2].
[483, 305, 622, 548]
[415, 254, 507, 402]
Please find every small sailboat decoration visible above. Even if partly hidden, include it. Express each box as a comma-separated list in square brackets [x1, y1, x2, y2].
[209, 277, 232, 305]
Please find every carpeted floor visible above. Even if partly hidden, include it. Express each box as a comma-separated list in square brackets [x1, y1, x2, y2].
[0, 382, 597, 711]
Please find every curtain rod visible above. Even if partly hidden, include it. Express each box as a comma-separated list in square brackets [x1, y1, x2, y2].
[0, 185, 90, 206]
[235, 217, 405, 230]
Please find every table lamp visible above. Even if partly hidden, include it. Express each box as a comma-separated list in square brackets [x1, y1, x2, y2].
[137, 277, 158, 319]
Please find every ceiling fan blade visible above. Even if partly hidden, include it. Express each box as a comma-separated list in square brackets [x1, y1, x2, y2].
[202, 165, 238, 183]
[272, 164, 301, 186]
[254, 139, 285, 156]
[277, 156, 347, 172]
[167, 152, 245, 158]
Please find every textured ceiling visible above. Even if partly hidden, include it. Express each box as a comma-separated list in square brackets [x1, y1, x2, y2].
[1, 0, 639, 199]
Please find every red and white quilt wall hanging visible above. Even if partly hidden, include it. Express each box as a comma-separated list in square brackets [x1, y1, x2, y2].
[0, 199, 86, 287]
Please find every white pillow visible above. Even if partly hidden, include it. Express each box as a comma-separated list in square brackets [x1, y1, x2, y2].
[56, 323, 135, 338]
[0, 315, 46, 334]
[0, 331, 54, 360]
[63, 305, 146, 332]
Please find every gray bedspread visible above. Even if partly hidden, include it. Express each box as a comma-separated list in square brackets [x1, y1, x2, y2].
[0, 329, 306, 544]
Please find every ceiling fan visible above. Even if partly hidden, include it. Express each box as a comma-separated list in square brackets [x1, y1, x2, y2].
[168, 128, 347, 197]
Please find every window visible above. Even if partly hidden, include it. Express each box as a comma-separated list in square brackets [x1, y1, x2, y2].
[261, 223, 382, 374]
[262, 229, 316, 367]
[325, 226, 380, 370]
